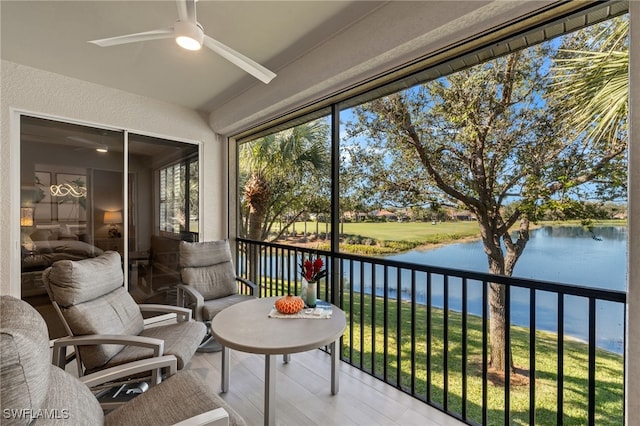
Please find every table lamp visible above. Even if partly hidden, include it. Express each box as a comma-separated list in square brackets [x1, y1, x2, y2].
[104, 211, 122, 238]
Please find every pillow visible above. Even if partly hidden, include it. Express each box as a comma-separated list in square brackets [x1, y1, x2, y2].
[181, 262, 237, 300]
[58, 231, 79, 241]
[30, 228, 52, 242]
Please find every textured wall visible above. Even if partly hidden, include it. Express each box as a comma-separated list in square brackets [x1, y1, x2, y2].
[0, 60, 225, 297]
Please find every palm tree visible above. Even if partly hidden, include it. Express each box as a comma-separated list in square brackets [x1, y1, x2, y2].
[550, 16, 628, 146]
[240, 120, 330, 242]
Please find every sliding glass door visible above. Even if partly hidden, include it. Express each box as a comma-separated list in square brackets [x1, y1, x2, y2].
[19, 115, 199, 337]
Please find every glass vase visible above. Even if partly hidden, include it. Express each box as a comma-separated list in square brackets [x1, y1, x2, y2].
[302, 278, 317, 308]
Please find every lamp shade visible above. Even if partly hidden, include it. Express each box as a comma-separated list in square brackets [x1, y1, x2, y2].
[104, 211, 122, 224]
[20, 207, 34, 227]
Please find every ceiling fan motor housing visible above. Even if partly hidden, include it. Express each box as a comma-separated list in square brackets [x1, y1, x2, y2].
[174, 20, 204, 50]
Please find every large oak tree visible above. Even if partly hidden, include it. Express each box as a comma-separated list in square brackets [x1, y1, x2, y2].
[344, 23, 627, 374]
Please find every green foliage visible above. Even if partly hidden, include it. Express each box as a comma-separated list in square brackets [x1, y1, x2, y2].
[343, 17, 628, 278]
[550, 16, 628, 149]
[342, 18, 628, 371]
[239, 119, 331, 240]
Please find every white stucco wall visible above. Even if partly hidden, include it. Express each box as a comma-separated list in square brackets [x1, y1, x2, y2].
[0, 60, 226, 297]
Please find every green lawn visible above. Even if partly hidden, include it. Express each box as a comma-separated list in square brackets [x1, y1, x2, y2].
[265, 219, 626, 423]
[342, 291, 624, 425]
[283, 220, 482, 254]
[340, 221, 480, 242]
[261, 279, 624, 425]
[286, 220, 480, 241]
[282, 219, 626, 255]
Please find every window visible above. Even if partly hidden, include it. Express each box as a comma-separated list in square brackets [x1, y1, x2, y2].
[236, 3, 628, 280]
[233, 4, 628, 424]
[159, 156, 199, 236]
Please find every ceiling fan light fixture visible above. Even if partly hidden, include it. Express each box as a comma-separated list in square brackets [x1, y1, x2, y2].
[174, 21, 203, 51]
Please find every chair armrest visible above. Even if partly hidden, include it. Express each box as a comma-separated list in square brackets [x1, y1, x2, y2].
[80, 355, 178, 388]
[139, 304, 193, 322]
[52, 334, 164, 369]
[172, 408, 229, 426]
[176, 284, 205, 322]
[236, 276, 258, 296]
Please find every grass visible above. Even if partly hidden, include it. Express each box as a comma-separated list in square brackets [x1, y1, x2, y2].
[280, 219, 626, 255]
[263, 219, 626, 423]
[342, 291, 624, 425]
[340, 221, 481, 242]
[281, 220, 482, 255]
[261, 279, 624, 425]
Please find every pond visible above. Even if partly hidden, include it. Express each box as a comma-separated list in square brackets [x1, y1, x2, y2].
[386, 225, 627, 291]
[249, 225, 627, 353]
[379, 225, 627, 354]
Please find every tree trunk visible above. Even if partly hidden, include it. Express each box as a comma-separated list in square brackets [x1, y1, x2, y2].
[481, 227, 514, 375]
[488, 280, 511, 374]
[244, 173, 270, 285]
[483, 218, 530, 375]
[244, 173, 270, 241]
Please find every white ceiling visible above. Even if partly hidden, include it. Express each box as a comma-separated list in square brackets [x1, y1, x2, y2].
[1, 1, 386, 113]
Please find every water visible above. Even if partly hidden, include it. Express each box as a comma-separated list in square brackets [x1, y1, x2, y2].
[377, 225, 627, 353]
[387, 226, 627, 291]
[248, 225, 627, 353]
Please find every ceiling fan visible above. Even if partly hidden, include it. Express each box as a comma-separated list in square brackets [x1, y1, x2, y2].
[88, 0, 276, 84]
[66, 135, 109, 153]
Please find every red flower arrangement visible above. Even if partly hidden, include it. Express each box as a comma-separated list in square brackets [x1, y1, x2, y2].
[300, 256, 326, 282]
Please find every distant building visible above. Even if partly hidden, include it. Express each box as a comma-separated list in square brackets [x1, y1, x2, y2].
[373, 209, 397, 221]
[448, 210, 476, 221]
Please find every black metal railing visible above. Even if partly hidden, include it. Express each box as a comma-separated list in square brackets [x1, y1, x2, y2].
[236, 238, 626, 425]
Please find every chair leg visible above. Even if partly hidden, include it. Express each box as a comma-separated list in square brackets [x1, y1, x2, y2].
[196, 321, 222, 353]
[197, 335, 223, 353]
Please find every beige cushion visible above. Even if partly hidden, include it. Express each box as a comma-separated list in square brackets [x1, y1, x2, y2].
[0, 296, 52, 425]
[104, 370, 247, 426]
[63, 287, 145, 371]
[40, 366, 104, 425]
[179, 240, 232, 268]
[43, 250, 125, 306]
[42, 251, 145, 371]
[201, 294, 254, 321]
[180, 241, 237, 300]
[91, 320, 206, 373]
[0, 296, 103, 426]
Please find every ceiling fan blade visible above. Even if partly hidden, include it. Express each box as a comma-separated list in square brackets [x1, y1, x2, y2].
[203, 35, 276, 84]
[66, 136, 109, 151]
[176, 0, 197, 23]
[89, 28, 174, 47]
